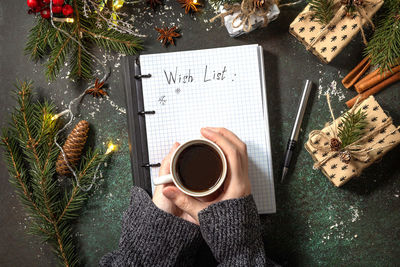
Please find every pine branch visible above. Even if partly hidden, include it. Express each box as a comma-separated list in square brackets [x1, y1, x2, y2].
[84, 27, 143, 54]
[69, 41, 93, 80]
[1, 82, 110, 266]
[24, 0, 143, 80]
[1, 130, 52, 224]
[338, 108, 368, 147]
[365, 0, 400, 72]
[58, 149, 108, 223]
[46, 32, 73, 80]
[25, 17, 52, 60]
[309, 0, 335, 26]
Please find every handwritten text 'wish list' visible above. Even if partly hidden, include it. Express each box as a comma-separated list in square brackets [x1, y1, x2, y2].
[157, 65, 237, 105]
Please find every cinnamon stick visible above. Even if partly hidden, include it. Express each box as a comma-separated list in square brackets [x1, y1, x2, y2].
[346, 72, 400, 108]
[354, 65, 400, 93]
[342, 56, 370, 89]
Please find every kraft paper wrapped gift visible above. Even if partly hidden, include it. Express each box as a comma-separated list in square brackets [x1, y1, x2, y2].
[305, 96, 400, 187]
[219, 3, 280, 37]
[289, 0, 383, 63]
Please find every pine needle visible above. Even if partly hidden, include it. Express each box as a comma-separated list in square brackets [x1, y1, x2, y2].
[338, 108, 368, 148]
[365, 0, 400, 72]
[309, 0, 335, 26]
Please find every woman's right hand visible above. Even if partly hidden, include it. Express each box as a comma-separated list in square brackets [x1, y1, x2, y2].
[162, 127, 251, 224]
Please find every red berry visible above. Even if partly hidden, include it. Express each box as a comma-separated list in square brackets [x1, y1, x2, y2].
[52, 5, 62, 13]
[27, 0, 39, 8]
[42, 0, 50, 4]
[33, 6, 42, 12]
[53, 0, 64, 5]
[40, 8, 51, 19]
[62, 4, 73, 16]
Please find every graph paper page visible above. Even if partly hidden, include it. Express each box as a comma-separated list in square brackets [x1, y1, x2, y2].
[140, 44, 276, 213]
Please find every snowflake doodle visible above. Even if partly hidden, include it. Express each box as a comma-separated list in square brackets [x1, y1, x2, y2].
[158, 96, 167, 105]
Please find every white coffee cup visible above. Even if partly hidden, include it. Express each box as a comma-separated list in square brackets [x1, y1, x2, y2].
[153, 138, 227, 197]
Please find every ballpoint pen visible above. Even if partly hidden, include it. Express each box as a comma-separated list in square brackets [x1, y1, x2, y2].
[281, 80, 313, 182]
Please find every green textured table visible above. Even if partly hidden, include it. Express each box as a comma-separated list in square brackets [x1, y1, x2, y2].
[0, 1, 399, 266]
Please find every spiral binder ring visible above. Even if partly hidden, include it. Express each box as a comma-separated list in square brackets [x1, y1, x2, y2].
[138, 110, 156, 115]
[142, 163, 161, 168]
[135, 74, 152, 79]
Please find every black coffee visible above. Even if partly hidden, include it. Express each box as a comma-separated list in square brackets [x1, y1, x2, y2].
[176, 143, 223, 192]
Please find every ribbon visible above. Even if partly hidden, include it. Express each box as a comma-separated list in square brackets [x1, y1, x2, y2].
[307, 94, 400, 173]
[303, 0, 381, 50]
[210, 0, 274, 32]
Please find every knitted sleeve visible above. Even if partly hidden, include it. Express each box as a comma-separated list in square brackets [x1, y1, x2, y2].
[99, 187, 202, 267]
[198, 195, 277, 267]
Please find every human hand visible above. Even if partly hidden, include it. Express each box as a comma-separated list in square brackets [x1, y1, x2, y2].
[152, 142, 198, 225]
[162, 127, 251, 224]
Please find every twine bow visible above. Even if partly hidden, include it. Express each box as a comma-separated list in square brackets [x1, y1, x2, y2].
[307, 94, 399, 173]
[304, 0, 381, 50]
[210, 0, 274, 32]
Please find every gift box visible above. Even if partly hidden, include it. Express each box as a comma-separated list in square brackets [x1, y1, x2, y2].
[305, 96, 400, 187]
[289, 0, 383, 63]
[219, 3, 280, 37]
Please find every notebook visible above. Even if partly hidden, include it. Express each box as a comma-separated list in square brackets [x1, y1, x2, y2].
[123, 44, 276, 214]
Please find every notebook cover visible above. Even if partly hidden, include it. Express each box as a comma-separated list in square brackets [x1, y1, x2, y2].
[122, 56, 152, 196]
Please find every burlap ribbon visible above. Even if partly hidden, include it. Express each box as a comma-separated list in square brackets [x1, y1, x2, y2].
[210, 0, 274, 32]
[304, 0, 381, 50]
[307, 94, 400, 173]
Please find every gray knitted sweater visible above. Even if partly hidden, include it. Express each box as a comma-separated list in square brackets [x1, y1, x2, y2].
[100, 187, 276, 266]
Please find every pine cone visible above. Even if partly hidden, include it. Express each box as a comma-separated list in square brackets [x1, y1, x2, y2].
[339, 150, 352, 164]
[56, 120, 89, 176]
[330, 138, 342, 151]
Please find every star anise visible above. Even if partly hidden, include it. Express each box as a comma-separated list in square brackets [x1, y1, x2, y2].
[147, 0, 163, 10]
[85, 78, 108, 98]
[177, 0, 202, 14]
[155, 26, 181, 46]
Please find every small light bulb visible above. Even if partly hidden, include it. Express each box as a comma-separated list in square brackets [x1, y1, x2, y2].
[51, 109, 69, 121]
[114, 0, 124, 10]
[52, 17, 74, 23]
[193, 0, 198, 3]
[51, 114, 60, 121]
[106, 143, 117, 154]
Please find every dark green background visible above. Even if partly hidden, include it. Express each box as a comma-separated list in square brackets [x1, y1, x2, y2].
[0, 1, 399, 266]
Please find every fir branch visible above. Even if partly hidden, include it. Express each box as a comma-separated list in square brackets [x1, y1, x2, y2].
[1, 132, 52, 224]
[338, 108, 368, 147]
[46, 33, 73, 80]
[24, 0, 143, 80]
[309, 0, 335, 26]
[365, 0, 400, 72]
[58, 149, 108, 223]
[25, 17, 51, 60]
[84, 27, 143, 54]
[1, 82, 110, 266]
[69, 41, 93, 80]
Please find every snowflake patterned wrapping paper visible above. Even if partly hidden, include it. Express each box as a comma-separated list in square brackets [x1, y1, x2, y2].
[305, 96, 400, 187]
[289, 0, 383, 63]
